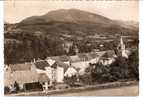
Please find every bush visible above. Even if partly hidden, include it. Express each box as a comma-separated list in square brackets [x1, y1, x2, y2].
[79, 74, 93, 85]
[4, 86, 10, 94]
[64, 75, 77, 86]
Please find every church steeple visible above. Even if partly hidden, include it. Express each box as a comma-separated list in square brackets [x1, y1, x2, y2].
[117, 34, 128, 58]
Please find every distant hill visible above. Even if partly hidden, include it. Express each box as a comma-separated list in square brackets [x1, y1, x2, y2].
[21, 9, 112, 24]
[18, 9, 138, 36]
[4, 9, 139, 64]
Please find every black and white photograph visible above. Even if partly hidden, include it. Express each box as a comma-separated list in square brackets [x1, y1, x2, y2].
[3, 0, 139, 96]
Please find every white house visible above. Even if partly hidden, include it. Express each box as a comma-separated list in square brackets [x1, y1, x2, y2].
[33, 59, 69, 86]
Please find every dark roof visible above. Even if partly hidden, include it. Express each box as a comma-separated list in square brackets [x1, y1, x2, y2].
[55, 61, 69, 73]
[101, 50, 115, 58]
[34, 59, 69, 72]
[9, 63, 32, 72]
[34, 60, 50, 70]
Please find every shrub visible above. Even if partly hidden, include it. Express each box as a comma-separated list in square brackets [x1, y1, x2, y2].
[64, 75, 77, 86]
[4, 86, 10, 94]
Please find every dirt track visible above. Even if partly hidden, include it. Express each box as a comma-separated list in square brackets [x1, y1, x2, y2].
[50, 85, 138, 96]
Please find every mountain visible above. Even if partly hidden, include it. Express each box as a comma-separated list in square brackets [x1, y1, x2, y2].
[18, 9, 138, 37]
[21, 9, 112, 24]
[4, 9, 139, 64]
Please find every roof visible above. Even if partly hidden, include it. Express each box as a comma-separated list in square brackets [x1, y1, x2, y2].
[70, 55, 81, 62]
[34, 59, 69, 72]
[8, 63, 32, 72]
[71, 61, 89, 70]
[47, 59, 56, 66]
[4, 70, 39, 86]
[70, 52, 101, 63]
[34, 60, 50, 70]
[101, 50, 116, 58]
[64, 67, 77, 77]
[4, 69, 50, 86]
[47, 55, 71, 62]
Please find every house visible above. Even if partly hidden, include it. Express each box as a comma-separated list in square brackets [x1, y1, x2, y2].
[70, 52, 106, 75]
[4, 58, 69, 92]
[4, 63, 49, 92]
[47, 55, 71, 65]
[33, 60, 56, 87]
[33, 59, 69, 86]
[46, 53, 97, 75]
[98, 50, 116, 66]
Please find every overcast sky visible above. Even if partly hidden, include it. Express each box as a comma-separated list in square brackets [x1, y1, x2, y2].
[4, 0, 139, 23]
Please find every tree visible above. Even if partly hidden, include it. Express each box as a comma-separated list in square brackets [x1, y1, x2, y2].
[128, 49, 139, 80]
[85, 62, 112, 83]
[109, 56, 129, 80]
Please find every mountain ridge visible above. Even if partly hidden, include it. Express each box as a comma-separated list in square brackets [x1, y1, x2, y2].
[20, 9, 113, 25]
[19, 9, 138, 34]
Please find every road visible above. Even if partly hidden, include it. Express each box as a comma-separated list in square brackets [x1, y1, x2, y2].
[50, 85, 138, 96]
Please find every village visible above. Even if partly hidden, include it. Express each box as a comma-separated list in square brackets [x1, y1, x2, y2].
[4, 35, 138, 95]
